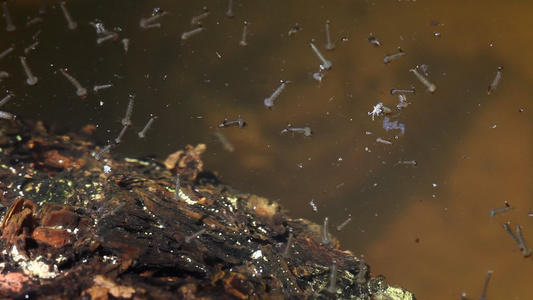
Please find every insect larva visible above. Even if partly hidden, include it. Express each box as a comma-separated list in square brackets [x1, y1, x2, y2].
[0, 47, 13, 60]
[356, 255, 367, 284]
[239, 21, 249, 47]
[321, 217, 332, 245]
[93, 84, 113, 93]
[121, 95, 134, 126]
[122, 38, 129, 52]
[26, 17, 43, 27]
[226, 0, 234, 18]
[94, 144, 112, 160]
[218, 116, 246, 129]
[185, 228, 206, 243]
[281, 125, 314, 137]
[0, 111, 15, 120]
[479, 270, 492, 300]
[394, 159, 417, 166]
[264, 80, 288, 108]
[138, 115, 157, 139]
[309, 42, 332, 70]
[376, 137, 392, 145]
[487, 67, 502, 95]
[2, 2, 15, 32]
[282, 231, 293, 258]
[140, 9, 167, 28]
[59, 2, 77, 30]
[97, 33, 118, 45]
[325, 20, 336, 51]
[390, 88, 415, 95]
[409, 68, 436, 93]
[191, 7, 210, 25]
[489, 202, 512, 217]
[516, 225, 532, 257]
[181, 25, 204, 40]
[383, 48, 405, 64]
[336, 215, 352, 232]
[114, 123, 129, 144]
[60, 69, 87, 98]
[327, 260, 337, 294]
[20, 57, 38, 86]
[24, 41, 39, 55]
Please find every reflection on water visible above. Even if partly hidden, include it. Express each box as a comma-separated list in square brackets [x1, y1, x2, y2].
[1, 0, 532, 299]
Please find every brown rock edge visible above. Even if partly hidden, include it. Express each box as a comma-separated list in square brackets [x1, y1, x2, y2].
[0, 118, 416, 300]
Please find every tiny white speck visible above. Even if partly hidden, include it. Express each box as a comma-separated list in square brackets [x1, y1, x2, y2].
[432, 183, 437, 187]
[251, 250, 262, 259]
[103, 165, 111, 173]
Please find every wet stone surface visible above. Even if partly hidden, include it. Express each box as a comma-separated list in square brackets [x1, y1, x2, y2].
[0, 118, 416, 299]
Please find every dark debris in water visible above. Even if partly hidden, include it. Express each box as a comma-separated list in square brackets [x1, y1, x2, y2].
[0, 118, 416, 299]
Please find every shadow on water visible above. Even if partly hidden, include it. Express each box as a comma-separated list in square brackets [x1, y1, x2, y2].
[1, 0, 533, 299]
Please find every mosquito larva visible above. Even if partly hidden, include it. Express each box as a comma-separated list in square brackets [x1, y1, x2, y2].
[487, 66, 502, 95]
[309, 42, 332, 70]
[213, 131, 234, 153]
[26, 17, 43, 27]
[20, 57, 38, 86]
[479, 270, 492, 300]
[383, 48, 405, 64]
[489, 202, 512, 217]
[122, 38, 129, 52]
[0, 111, 15, 120]
[2, 2, 15, 32]
[60, 69, 87, 98]
[390, 88, 415, 95]
[239, 21, 249, 47]
[32, 30, 41, 40]
[226, 0, 234, 18]
[219, 116, 246, 129]
[281, 125, 314, 137]
[409, 68, 436, 93]
[59, 2, 77, 30]
[321, 217, 332, 245]
[336, 215, 352, 232]
[93, 84, 113, 93]
[327, 260, 337, 294]
[138, 115, 157, 139]
[356, 255, 367, 284]
[185, 228, 206, 243]
[191, 7, 210, 25]
[282, 231, 293, 258]
[114, 123, 129, 144]
[97, 33, 118, 45]
[0, 93, 13, 107]
[181, 25, 204, 40]
[376, 137, 393, 145]
[121, 95, 135, 126]
[174, 174, 180, 201]
[140, 9, 167, 28]
[143, 23, 161, 29]
[264, 80, 288, 108]
[394, 160, 417, 166]
[24, 41, 39, 55]
[325, 20, 336, 51]
[0, 47, 13, 60]
[94, 143, 112, 160]
[516, 225, 532, 257]
[502, 222, 520, 245]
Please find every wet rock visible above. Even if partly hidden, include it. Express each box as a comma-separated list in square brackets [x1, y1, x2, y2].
[0, 118, 416, 299]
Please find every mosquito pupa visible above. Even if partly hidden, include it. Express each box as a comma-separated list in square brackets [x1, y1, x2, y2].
[122, 38, 129, 52]
[60, 69, 87, 98]
[321, 217, 332, 245]
[325, 20, 336, 51]
[59, 2, 77, 30]
[191, 7, 210, 25]
[282, 231, 294, 258]
[121, 95, 135, 126]
[281, 125, 314, 137]
[367, 35, 381, 46]
[356, 255, 367, 284]
[487, 67, 502, 95]
[409, 68, 436, 93]
[93, 84, 113, 93]
[94, 144, 112, 161]
[383, 48, 405, 64]
[479, 270, 492, 300]
[20, 57, 38, 86]
[185, 228, 206, 243]
[24, 41, 39, 55]
[114, 123, 129, 144]
[327, 260, 338, 294]
[181, 25, 204, 40]
[390, 88, 415, 95]
[140, 9, 167, 28]
[219, 116, 246, 129]
[336, 215, 352, 232]
[264, 80, 288, 108]
[174, 174, 180, 201]
[2, 2, 15, 32]
[239, 21, 249, 47]
[0, 47, 13, 60]
[225, 0, 234, 18]
[138, 115, 157, 139]
[309, 42, 332, 70]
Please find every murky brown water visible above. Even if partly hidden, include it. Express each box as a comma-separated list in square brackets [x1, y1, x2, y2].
[1, 1, 532, 299]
